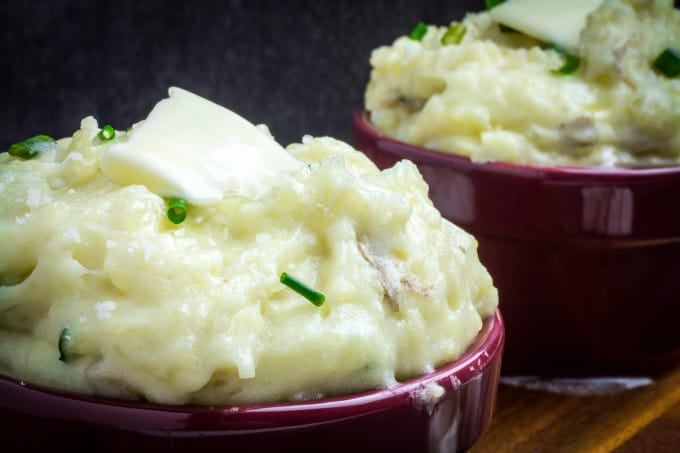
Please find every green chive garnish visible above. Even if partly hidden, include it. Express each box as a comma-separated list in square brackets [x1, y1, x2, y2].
[167, 198, 188, 224]
[408, 21, 428, 41]
[653, 47, 680, 78]
[98, 124, 116, 141]
[547, 44, 580, 75]
[498, 23, 517, 33]
[280, 272, 326, 307]
[485, 0, 506, 9]
[8, 135, 56, 159]
[552, 53, 580, 75]
[58, 327, 71, 362]
[441, 23, 466, 45]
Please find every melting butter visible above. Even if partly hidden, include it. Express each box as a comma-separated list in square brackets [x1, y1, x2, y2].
[100, 87, 302, 204]
[490, 0, 603, 53]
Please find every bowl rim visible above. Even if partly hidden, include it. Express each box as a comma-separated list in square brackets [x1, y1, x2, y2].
[1, 310, 504, 430]
[354, 109, 680, 180]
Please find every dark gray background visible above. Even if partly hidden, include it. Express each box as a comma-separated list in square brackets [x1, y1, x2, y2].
[0, 0, 480, 149]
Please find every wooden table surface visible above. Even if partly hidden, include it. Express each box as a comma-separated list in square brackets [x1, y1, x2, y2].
[471, 366, 680, 452]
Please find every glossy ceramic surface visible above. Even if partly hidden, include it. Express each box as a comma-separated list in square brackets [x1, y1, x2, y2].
[354, 109, 680, 376]
[1, 311, 503, 453]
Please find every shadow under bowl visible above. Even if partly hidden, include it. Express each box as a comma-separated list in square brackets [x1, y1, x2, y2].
[1, 311, 504, 453]
[354, 109, 680, 377]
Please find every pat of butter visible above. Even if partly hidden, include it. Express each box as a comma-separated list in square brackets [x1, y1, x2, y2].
[100, 87, 302, 204]
[489, 0, 603, 53]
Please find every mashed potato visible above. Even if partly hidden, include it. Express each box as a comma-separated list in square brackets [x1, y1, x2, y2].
[0, 89, 497, 405]
[365, 0, 680, 166]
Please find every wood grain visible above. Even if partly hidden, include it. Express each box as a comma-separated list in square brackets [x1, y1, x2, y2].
[471, 367, 680, 452]
[615, 402, 680, 452]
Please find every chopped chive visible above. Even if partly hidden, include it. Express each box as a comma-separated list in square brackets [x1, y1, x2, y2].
[546, 44, 580, 75]
[280, 272, 325, 307]
[552, 53, 580, 75]
[498, 23, 517, 33]
[98, 124, 116, 141]
[58, 327, 71, 362]
[8, 135, 56, 159]
[408, 21, 428, 41]
[167, 198, 188, 224]
[441, 23, 466, 45]
[653, 47, 680, 78]
[485, 0, 506, 9]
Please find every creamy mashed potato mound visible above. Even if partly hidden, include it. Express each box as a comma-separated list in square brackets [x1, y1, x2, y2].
[365, 0, 680, 166]
[0, 89, 497, 405]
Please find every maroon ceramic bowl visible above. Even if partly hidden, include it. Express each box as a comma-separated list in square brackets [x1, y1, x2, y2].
[1, 311, 503, 453]
[354, 109, 680, 377]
